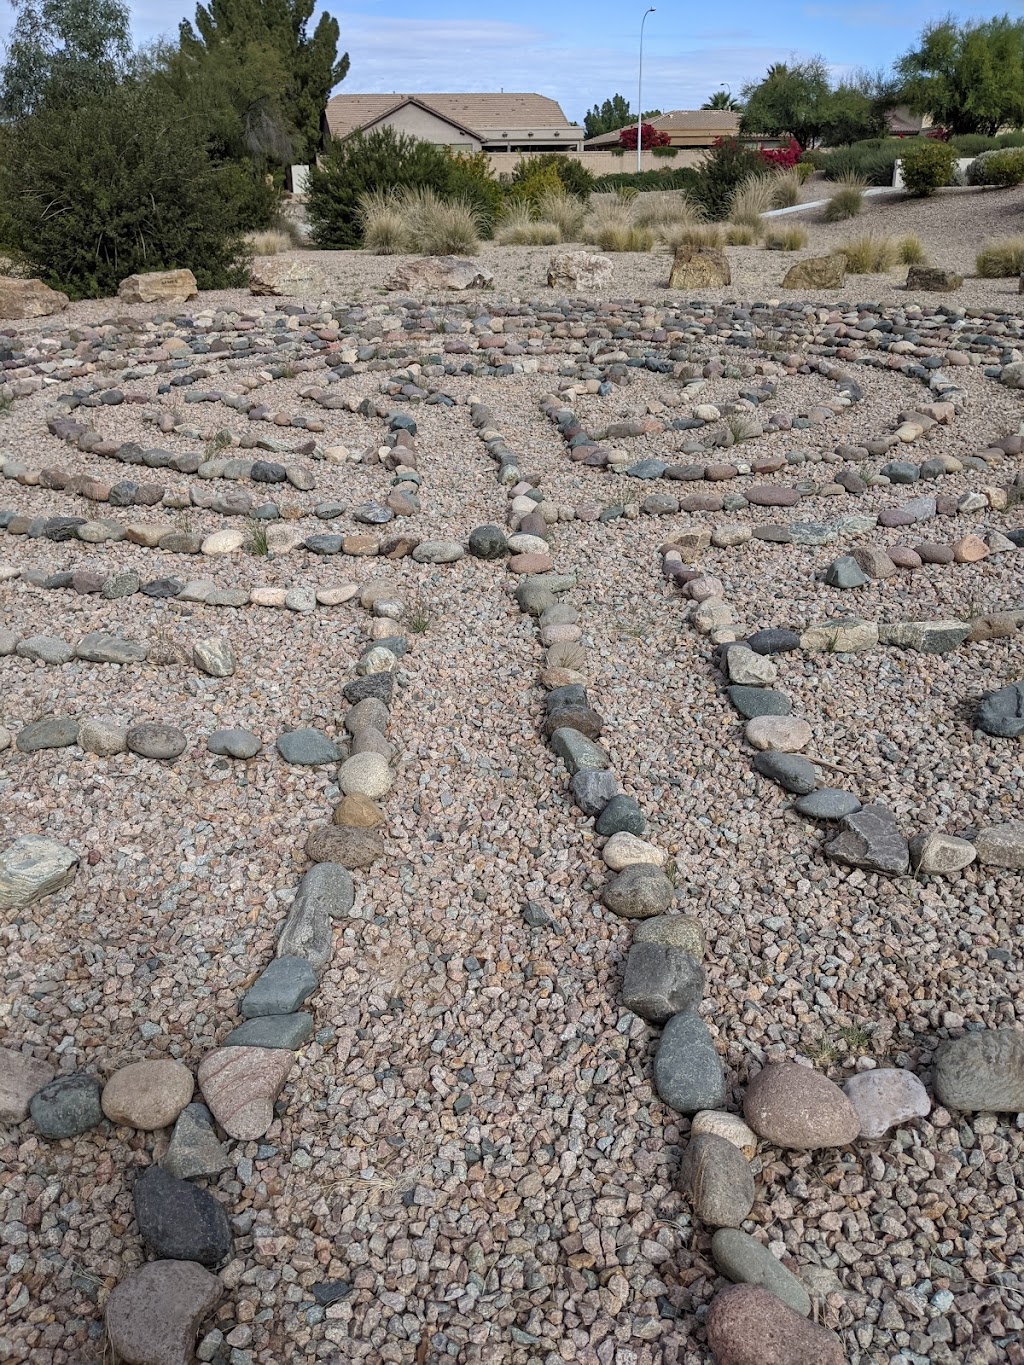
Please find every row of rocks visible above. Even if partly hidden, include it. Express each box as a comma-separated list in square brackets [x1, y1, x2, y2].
[0, 624, 233, 673]
[662, 542, 1024, 879]
[824, 528, 1022, 588]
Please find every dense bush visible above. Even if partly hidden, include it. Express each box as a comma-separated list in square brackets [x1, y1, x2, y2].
[619, 122, 671, 150]
[508, 153, 594, 197]
[997, 130, 1024, 148]
[592, 167, 699, 193]
[445, 151, 504, 235]
[760, 137, 802, 168]
[822, 139, 905, 186]
[900, 138, 958, 195]
[951, 133, 1000, 156]
[966, 147, 1024, 186]
[0, 78, 249, 297]
[690, 138, 765, 219]
[976, 236, 1024, 276]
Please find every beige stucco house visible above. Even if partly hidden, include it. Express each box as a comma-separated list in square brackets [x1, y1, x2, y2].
[584, 109, 745, 150]
[322, 93, 584, 155]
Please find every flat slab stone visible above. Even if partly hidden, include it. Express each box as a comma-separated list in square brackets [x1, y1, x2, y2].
[241, 956, 318, 1019]
[727, 686, 791, 720]
[74, 630, 148, 664]
[0, 835, 79, 910]
[277, 728, 342, 764]
[276, 863, 353, 972]
[16, 717, 80, 751]
[0, 1047, 55, 1123]
[224, 1014, 314, 1050]
[550, 727, 610, 773]
[752, 752, 817, 795]
[105, 1260, 223, 1365]
[934, 1029, 1024, 1112]
[975, 821, 1024, 868]
[198, 1045, 293, 1140]
[823, 804, 909, 874]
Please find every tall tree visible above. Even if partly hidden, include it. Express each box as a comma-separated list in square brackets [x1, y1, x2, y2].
[178, 0, 349, 162]
[702, 89, 741, 111]
[0, 0, 132, 119]
[584, 94, 632, 138]
[740, 58, 834, 147]
[896, 16, 1024, 136]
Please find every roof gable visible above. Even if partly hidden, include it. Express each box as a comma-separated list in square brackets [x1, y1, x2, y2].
[325, 91, 580, 139]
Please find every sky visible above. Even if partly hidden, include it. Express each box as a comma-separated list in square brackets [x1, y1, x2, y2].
[0, 0, 1011, 123]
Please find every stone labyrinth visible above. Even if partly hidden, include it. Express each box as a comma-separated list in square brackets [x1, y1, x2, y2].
[1, 286, 1024, 1365]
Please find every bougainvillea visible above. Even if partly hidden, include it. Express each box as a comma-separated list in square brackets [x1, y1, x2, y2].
[760, 136, 802, 168]
[619, 122, 672, 150]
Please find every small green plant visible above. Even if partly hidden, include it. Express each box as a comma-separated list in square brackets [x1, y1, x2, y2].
[898, 233, 927, 264]
[900, 139, 958, 196]
[836, 1024, 872, 1055]
[763, 224, 808, 250]
[838, 232, 898, 273]
[823, 173, 866, 222]
[406, 595, 431, 633]
[976, 236, 1024, 277]
[494, 204, 561, 245]
[245, 520, 269, 556]
[0, 390, 13, 416]
[276, 362, 298, 380]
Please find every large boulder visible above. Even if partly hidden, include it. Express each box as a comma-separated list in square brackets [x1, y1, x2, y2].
[906, 264, 963, 291]
[117, 269, 198, 305]
[249, 256, 317, 296]
[546, 251, 613, 290]
[385, 257, 494, 292]
[782, 254, 847, 290]
[0, 277, 69, 320]
[669, 246, 731, 289]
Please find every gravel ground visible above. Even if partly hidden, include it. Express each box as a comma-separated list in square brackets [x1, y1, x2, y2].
[1, 282, 1023, 1365]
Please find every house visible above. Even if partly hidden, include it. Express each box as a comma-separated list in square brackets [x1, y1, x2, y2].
[322, 93, 584, 155]
[886, 106, 932, 138]
[584, 109, 744, 150]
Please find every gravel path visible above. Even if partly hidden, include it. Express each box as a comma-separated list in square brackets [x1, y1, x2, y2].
[1, 279, 1023, 1365]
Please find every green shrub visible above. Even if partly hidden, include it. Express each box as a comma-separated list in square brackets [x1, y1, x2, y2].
[951, 134, 1000, 157]
[509, 153, 594, 197]
[505, 162, 566, 210]
[691, 138, 764, 220]
[764, 225, 808, 250]
[592, 167, 699, 193]
[822, 139, 904, 186]
[307, 126, 454, 248]
[795, 158, 817, 182]
[966, 148, 1024, 187]
[900, 140, 958, 196]
[996, 131, 1024, 149]
[446, 151, 504, 237]
[0, 78, 249, 298]
[651, 146, 678, 158]
[976, 236, 1024, 276]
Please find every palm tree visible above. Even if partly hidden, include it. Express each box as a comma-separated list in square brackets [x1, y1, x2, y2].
[703, 89, 742, 110]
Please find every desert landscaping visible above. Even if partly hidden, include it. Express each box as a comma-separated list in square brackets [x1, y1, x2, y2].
[3, 4, 1024, 1364]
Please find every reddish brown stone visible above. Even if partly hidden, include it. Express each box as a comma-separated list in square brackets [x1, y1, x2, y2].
[707, 1284, 845, 1365]
[507, 552, 553, 575]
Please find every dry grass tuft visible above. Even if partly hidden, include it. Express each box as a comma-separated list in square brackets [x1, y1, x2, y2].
[247, 229, 292, 256]
[661, 221, 725, 250]
[729, 173, 778, 228]
[724, 223, 759, 246]
[823, 173, 866, 222]
[839, 233, 899, 273]
[359, 186, 482, 255]
[898, 233, 927, 265]
[535, 189, 588, 240]
[358, 190, 408, 254]
[584, 199, 655, 252]
[976, 236, 1024, 277]
[771, 168, 804, 208]
[764, 224, 808, 251]
[494, 203, 561, 246]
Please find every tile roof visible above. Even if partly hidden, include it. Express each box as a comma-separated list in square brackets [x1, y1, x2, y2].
[324, 93, 581, 139]
[583, 109, 741, 147]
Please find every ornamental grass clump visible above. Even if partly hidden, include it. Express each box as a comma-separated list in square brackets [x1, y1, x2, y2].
[535, 189, 588, 240]
[400, 187, 482, 255]
[898, 234, 927, 265]
[494, 204, 561, 246]
[659, 222, 724, 250]
[728, 173, 777, 229]
[584, 199, 654, 252]
[823, 173, 866, 222]
[357, 190, 408, 254]
[764, 225, 808, 251]
[976, 236, 1024, 277]
[771, 168, 804, 208]
[838, 233, 899, 274]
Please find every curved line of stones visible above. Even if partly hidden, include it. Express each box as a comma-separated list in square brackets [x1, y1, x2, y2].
[662, 544, 1022, 878]
[2, 579, 411, 1355]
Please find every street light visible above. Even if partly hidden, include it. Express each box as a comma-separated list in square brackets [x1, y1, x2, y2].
[637, 7, 655, 174]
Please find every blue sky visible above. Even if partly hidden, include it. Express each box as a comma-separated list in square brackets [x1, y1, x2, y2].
[0, 1, 1009, 122]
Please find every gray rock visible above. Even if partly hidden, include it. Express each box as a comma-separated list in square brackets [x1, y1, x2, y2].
[411, 539, 464, 564]
[79, 717, 128, 756]
[29, 1072, 103, 1138]
[516, 580, 557, 616]
[571, 769, 619, 816]
[193, 637, 236, 678]
[877, 619, 971, 654]
[724, 647, 778, 687]
[345, 697, 390, 735]
[16, 717, 80, 751]
[595, 795, 646, 837]
[824, 804, 909, 874]
[207, 728, 262, 759]
[241, 956, 319, 1018]
[276, 728, 341, 764]
[101, 570, 141, 599]
[752, 751, 817, 795]
[162, 1103, 232, 1181]
[681, 1132, 756, 1227]
[726, 686, 792, 720]
[824, 555, 870, 589]
[133, 1165, 232, 1266]
[15, 635, 73, 665]
[711, 1229, 812, 1316]
[908, 829, 976, 875]
[843, 1068, 931, 1138]
[793, 788, 862, 820]
[633, 914, 706, 957]
[550, 727, 610, 774]
[744, 628, 800, 655]
[74, 631, 148, 665]
[621, 941, 704, 1023]
[276, 863, 353, 972]
[468, 524, 508, 558]
[976, 682, 1024, 738]
[601, 864, 675, 918]
[224, 1014, 314, 1049]
[975, 822, 1024, 868]
[127, 723, 187, 760]
[653, 1009, 726, 1115]
[934, 1029, 1024, 1112]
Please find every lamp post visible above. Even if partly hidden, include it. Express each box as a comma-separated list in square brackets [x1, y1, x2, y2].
[636, 7, 655, 173]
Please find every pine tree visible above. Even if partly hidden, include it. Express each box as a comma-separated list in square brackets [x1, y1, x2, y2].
[178, 0, 349, 163]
